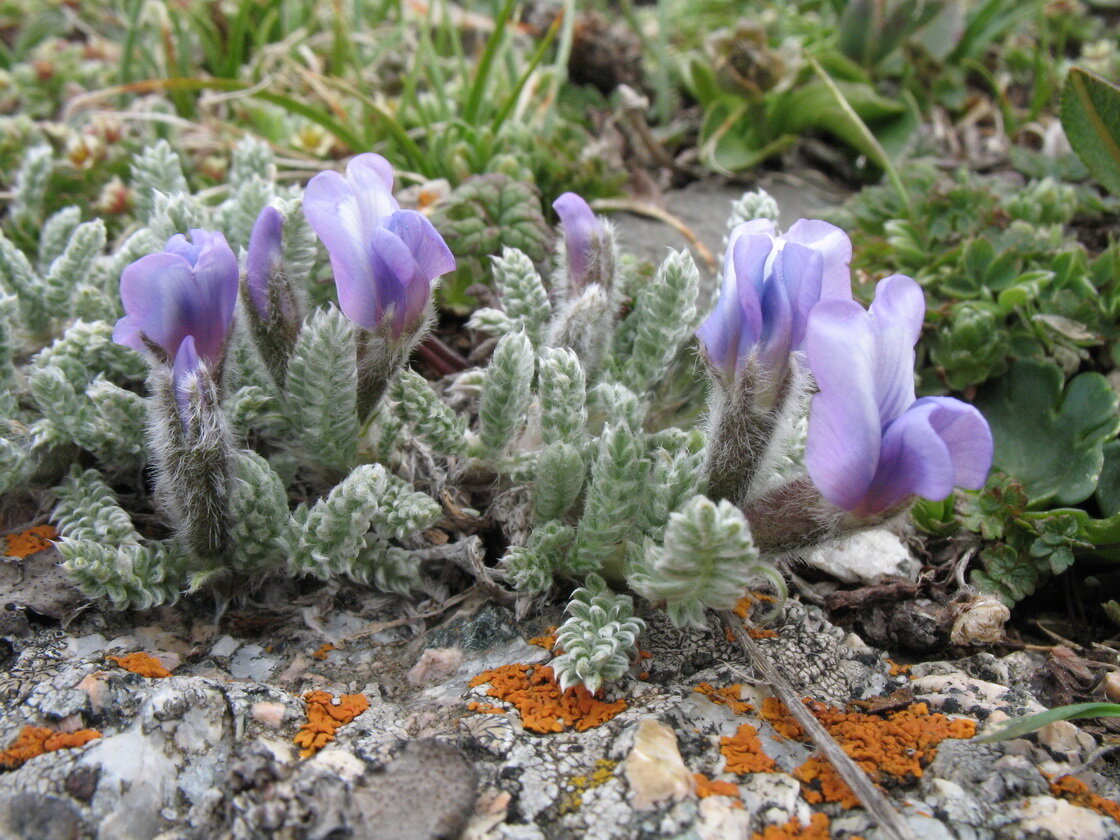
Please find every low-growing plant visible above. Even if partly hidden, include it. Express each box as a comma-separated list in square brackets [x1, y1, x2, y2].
[0, 137, 995, 692]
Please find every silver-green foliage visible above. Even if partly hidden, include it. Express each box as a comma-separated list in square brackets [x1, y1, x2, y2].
[391, 368, 468, 455]
[284, 307, 358, 472]
[478, 330, 535, 456]
[552, 574, 645, 693]
[468, 248, 552, 346]
[131, 139, 189, 219]
[632, 495, 785, 629]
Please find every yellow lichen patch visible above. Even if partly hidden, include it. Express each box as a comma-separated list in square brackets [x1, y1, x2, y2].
[751, 813, 832, 840]
[107, 652, 173, 678]
[720, 722, 778, 774]
[294, 691, 369, 758]
[0, 725, 101, 769]
[694, 682, 754, 715]
[527, 627, 558, 650]
[1050, 775, 1120, 824]
[3, 524, 58, 559]
[559, 758, 617, 814]
[761, 699, 976, 807]
[468, 663, 626, 733]
[693, 772, 742, 802]
[311, 643, 336, 660]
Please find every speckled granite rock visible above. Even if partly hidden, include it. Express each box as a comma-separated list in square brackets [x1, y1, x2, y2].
[0, 589, 1118, 840]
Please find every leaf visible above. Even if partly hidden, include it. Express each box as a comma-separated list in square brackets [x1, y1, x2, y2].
[1061, 67, 1120, 196]
[974, 702, 1120, 743]
[975, 360, 1120, 506]
[429, 174, 552, 312]
[970, 544, 1039, 605]
[1097, 439, 1120, 517]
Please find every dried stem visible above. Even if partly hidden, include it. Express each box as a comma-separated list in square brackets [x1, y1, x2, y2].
[718, 610, 920, 840]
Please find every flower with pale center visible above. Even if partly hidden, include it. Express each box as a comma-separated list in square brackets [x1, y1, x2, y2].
[805, 274, 993, 517]
[696, 218, 852, 385]
[302, 154, 455, 339]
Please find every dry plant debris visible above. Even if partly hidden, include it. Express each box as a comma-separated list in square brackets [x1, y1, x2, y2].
[107, 651, 173, 678]
[759, 698, 976, 808]
[720, 722, 778, 774]
[694, 682, 755, 715]
[3, 524, 58, 558]
[0, 725, 101, 769]
[1049, 775, 1120, 824]
[751, 813, 834, 840]
[293, 691, 370, 758]
[468, 663, 627, 733]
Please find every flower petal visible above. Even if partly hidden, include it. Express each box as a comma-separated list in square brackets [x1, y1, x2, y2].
[912, 396, 993, 490]
[805, 298, 881, 510]
[345, 154, 398, 228]
[383, 210, 456, 281]
[172, 334, 200, 424]
[774, 240, 823, 349]
[784, 219, 853, 299]
[368, 226, 428, 336]
[188, 231, 239, 361]
[246, 206, 284, 318]
[553, 192, 598, 289]
[868, 274, 924, 423]
[731, 231, 774, 346]
[862, 401, 956, 514]
[115, 252, 197, 358]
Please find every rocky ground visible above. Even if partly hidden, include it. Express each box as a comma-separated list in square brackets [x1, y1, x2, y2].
[1, 528, 1119, 840]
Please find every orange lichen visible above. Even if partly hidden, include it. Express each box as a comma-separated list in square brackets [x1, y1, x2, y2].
[761, 699, 976, 807]
[467, 701, 507, 715]
[752, 813, 832, 840]
[468, 663, 626, 733]
[694, 682, 754, 715]
[107, 652, 172, 678]
[693, 772, 742, 801]
[759, 697, 806, 740]
[3, 524, 58, 559]
[885, 659, 911, 677]
[0, 725, 101, 768]
[748, 627, 780, 640]
[528, 627, 558, 650]
[1050, 775, 1120, 823]
[293, 691, 370, 758]
[311, 643, 336, 660]
[720, 722, 778, 774]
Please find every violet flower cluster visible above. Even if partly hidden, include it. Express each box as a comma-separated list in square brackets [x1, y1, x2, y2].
[696, 218, 993, 549]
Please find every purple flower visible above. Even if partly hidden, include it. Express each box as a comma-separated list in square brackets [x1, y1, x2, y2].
[302, 154, 455, 338]
[553, 192, 608, 292]
[805, 274, 993, 517]
[245, 205, 284, 320]
[696, 218, 853, 383]
[113, 229, 239, 367]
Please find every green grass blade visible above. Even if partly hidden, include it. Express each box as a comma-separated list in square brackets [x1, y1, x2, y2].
[489, 7, 563, 133]
[974, 702, 1120, 743]
[462, 0, 518, 125]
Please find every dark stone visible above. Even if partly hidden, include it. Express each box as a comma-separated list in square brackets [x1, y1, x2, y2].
[0, 792, 86, 840]
[64, 766, 100, 803]
[424, 603, 519, 652]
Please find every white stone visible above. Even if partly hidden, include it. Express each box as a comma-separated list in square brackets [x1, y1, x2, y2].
[209, 635, 240, 659]
[1013, 795, 1116, 840]
[229, 644, 278, 680]
[804, 529, 920, 584]
[623, 718, 694, 810]
[696, 796, 751, 840]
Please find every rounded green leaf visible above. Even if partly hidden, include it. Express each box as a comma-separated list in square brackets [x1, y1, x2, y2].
[1061, 67, 1120, 196]
[975, 360, 1120, 507]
